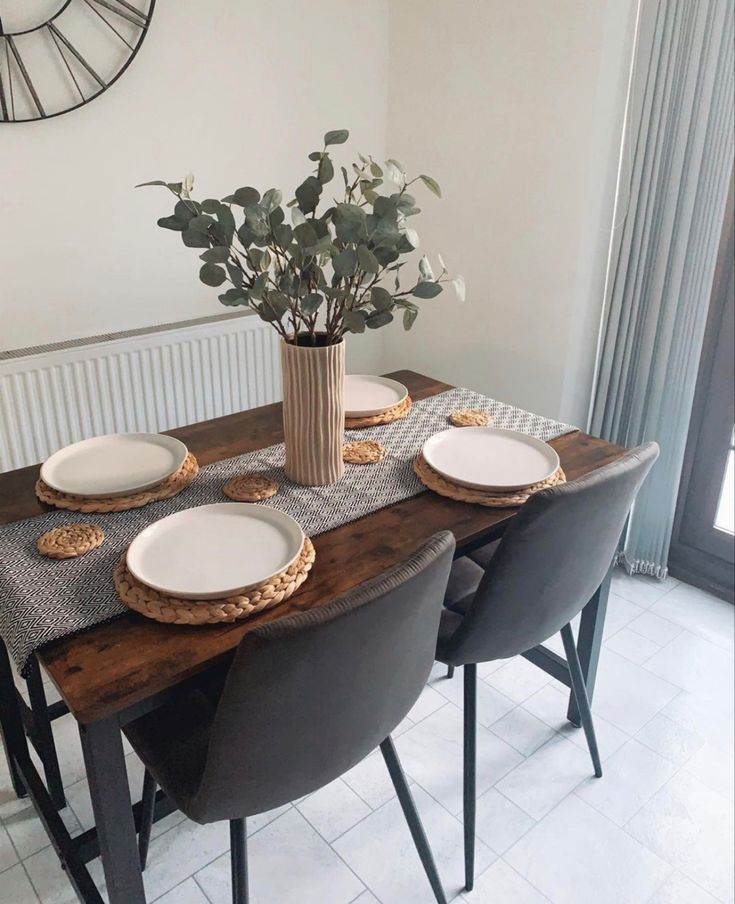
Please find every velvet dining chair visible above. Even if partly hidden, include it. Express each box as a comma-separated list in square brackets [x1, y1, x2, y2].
[125, 531, 456, 904]
[436, 443, 659, 891]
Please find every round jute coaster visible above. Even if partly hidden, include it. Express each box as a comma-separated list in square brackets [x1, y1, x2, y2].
[414, 454, 566, 507]
[343, 441, 385, 464]
[37, 523, 105, 559]
[223, 473, 280, 502]
[114, 537, 315, 625]
[449, 409, 493, 428]
[35, 453, 199, 513]
[345, 396, 412, 429]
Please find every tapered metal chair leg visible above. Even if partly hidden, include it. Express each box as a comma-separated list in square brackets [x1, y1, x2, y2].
[561, 623, 603, 777]
[463, 664, 477, 891]
[380, 736, 448, 904]
[446, 665, 455, 679]
[230, 818, 248, 904]
[138, 769, 156, 869]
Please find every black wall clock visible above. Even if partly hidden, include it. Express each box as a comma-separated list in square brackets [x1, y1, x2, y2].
[0, 0, 155, 123]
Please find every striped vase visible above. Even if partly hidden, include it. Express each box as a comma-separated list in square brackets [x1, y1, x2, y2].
[281, 336, 345, 486]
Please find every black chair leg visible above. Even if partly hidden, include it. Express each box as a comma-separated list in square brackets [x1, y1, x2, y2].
[463, 663, 477, 892]
[26, 658, 66, 810]
[561, 623, 603, 778]
[138, 769, 156, 869]
[380, 736, 448, 904]
[446, 665, 455, 679]
[230, 818, 249, 904]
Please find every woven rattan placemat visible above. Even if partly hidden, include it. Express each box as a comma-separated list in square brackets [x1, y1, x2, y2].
[35, 454, 199, 513]
[345, 396, 412, 429]
[114, 536, 315, 625]
[414, 454, 566, 507]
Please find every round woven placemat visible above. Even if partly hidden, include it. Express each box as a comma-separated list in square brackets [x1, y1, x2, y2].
[449, 409, 493, 427]
[343, 441, 386, 464]
[35, 453, 199, 513]
[345, 396, 412, 429]
[114, 536, 315, 625]
[223, 473, 280, 502]
[414, 454, 566, 507]
[37, 523, 105, 559]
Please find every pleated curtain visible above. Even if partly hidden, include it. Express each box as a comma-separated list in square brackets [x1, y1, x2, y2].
[590, 0, 734, 577]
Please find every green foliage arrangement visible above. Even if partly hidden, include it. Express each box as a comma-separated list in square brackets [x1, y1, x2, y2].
[139, 129, 464, 346]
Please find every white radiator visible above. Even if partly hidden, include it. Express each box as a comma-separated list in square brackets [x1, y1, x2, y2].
[0, 313, 282, 472]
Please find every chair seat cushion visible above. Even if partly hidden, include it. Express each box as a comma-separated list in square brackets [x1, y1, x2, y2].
[124, 688, 215, 822]
[468, 539, 500, 570]
[444, 556, 484, 616]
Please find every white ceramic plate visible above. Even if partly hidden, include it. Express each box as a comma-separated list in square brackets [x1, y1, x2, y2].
[423, 426, 560, 491]
[344, 375, 408, 417]
[126, 503, 305, 600]
[40, 433, 188, 498]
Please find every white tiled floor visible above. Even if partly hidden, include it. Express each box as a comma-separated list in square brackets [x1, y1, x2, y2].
[0, 574, 733, 903]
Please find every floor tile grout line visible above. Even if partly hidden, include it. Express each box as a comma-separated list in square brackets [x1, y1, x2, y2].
[19, 858, 43, 904]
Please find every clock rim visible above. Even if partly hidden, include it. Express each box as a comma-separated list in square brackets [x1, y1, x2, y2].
[0, 0, 156, 123]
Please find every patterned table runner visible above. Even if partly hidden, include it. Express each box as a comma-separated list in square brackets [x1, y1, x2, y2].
[0, 388, 574, 674]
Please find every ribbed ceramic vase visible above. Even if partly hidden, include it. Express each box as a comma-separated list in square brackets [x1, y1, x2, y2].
[281, 336, 345, 486]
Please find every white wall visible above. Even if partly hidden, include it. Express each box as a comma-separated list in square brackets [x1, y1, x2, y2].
[1, 0, 637, 419]
[0, 0, 388, 373]
[382, 0, 636, 423]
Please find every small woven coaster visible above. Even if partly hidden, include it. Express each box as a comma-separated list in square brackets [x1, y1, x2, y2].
[35, 453, 199, 513]
[345, 396, 412, 429]
[449, 409, 493, 427]
[37, 524, 105, 559]
[343, 441, 386, 464]
[223, 473, 279, 502]
[414, 454, 566, 507]
[114, 537, 315, 625]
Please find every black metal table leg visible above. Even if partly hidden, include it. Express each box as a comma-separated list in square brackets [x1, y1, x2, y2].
[25, 658, 66, 809]
[566, 569, 611, 726]
[0, 640, 30, 799]
[80, 717, 147, 904]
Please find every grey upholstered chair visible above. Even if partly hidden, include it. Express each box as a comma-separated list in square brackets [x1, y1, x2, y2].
[435, 443, 659, 892]
[125, 531, 456, 904]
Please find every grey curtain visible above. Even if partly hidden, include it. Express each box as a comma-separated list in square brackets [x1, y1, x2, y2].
[590, 0, 734, 578]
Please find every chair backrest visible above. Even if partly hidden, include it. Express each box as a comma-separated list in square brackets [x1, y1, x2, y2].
[193, 531, 455, 821]
[441, 443, 659, 666]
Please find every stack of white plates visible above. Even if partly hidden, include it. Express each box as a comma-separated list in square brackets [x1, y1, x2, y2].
[422, 427, 560, 492]
[344, 375, 408, 418]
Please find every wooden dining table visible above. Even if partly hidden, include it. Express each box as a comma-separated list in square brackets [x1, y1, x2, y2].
[0, 369, 625, 904]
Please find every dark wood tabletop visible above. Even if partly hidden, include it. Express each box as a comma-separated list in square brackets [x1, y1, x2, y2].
[0, 370, 625, 724]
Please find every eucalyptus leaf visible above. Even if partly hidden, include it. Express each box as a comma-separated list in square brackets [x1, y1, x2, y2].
[412, 280, 443, 299]
[403, 306, 418, 330]
[188, 214, 215, 235]
[357, 245, 379, 274]
[261, 188, 282, 213]
[200, 246, 230, 263]
[333, 248, 357, 278]
[219, 288, 249, 307]
[250, 272, 268, 300]
[418, 255, 435, 281]
[308, 151, 322, 161]
[451, 275, 466, 302]
[301, 293, 324, 316]
[318, 155, 334, 185]
[174, 199, 197, 221]
[324, 129, 349, 146]
[419, 174, 442, 197]
[366, 310, 393, 329]
[371, 286, 393, 311]
[181, 229, 210, 249]
[157, 215, 185, 231]
[232, 186, 261, 206]
[295, 176, 322, 214]
[199, 262, 226, 287]
[343, 310, 367, 333]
